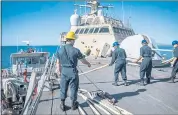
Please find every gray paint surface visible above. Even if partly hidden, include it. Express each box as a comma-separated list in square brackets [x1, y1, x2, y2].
[36, 57, 178, 114]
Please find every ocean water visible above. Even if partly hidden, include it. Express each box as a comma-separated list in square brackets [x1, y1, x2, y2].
[1, 45, 173, 69]
[1, 46, 59, 69]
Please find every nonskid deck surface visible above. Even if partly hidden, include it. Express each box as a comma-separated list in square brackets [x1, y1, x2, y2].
[36, 57, 178, 114]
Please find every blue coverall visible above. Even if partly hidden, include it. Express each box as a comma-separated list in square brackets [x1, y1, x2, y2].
[109, 47, 127, 83]
[140, 45, 152, 80]
[171, 46, 178, 80]
[56, 44, 84, 102]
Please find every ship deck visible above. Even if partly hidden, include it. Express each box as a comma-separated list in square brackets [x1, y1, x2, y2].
[36, 57, 178, 114]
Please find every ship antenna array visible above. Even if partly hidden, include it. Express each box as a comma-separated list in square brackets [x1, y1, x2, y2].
[122, 0, 125, 24]
[74, 0, 114, 15]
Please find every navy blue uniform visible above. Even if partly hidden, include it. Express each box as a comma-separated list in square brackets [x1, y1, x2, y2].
[140, 45, 152, 80]
[110, 47, 127, 83]
[57, 44, 84, 102]
[171, 47, 178, 80]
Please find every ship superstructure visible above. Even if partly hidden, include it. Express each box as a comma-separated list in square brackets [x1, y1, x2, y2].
[61, 0, 135, 57]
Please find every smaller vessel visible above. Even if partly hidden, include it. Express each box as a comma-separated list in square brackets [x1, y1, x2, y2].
[1, 41, 51, 114]
[8, 41, 50, 77]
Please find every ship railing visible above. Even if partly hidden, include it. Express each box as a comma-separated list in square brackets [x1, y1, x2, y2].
[32, 67, 46, 73]
[1, 68, 15, 78]
[21, 54, 57, 115]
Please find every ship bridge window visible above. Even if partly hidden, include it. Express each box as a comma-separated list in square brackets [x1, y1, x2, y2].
[118, 29, 121, 34]
[40, 57, 47, 64]
[84, 28, 89, 34]
[75, 29, 80, 34]
[89, 28, 94, 34]
[99, 27, 109, 33]
[94, 28, 99, 33]
[79, 28, 84, 34]
[113, 27, 121, 34]
[126, 31, 129, 35]
[113, 27, 117, 33]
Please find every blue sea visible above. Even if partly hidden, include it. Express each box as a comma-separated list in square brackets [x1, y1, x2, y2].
[1, 45, 173, 69]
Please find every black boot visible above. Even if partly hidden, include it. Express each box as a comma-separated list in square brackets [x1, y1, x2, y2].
[140, 79, 145, 86]
[112, 82, 119, 86]
[146, 78, 150, 84]
[71, 101, 78, 110]
[170, 77, 175, 83]
[124, 80, 129, 86]
[60, 100, 65, 111]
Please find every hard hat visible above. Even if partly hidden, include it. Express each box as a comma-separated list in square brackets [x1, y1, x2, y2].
[113, 42, 119, 47]
[142, 39, 147, 44]
[172, 40, 178, 46]
[65, 31, 76, 40]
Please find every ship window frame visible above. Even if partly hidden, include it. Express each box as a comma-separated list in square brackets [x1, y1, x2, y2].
[113, 27, 116, 33]
[118, 28, 121, 34]
[129, 31, 132, 35]
[89, 28, 94, 34]
[93, 28, 99, 33]
[75, 29, 80, 34]
[126, 30, 129, 35]
[120, 29, 123, 35]
[79, 28, 85, 34]
[84, 28, 89, 34]
[99, 27, 109, 33]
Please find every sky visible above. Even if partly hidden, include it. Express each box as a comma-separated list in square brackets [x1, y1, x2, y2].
[2, 1, 178, 46]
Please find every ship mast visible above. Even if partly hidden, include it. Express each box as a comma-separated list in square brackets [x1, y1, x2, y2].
[74, 0, 113, 15]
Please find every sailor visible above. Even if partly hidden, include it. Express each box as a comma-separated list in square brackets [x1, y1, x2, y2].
[56, 31, 91, 111]
[109, 42, 128, 86]
[133, 39, 152, 86]
[162, 40, 178, 83]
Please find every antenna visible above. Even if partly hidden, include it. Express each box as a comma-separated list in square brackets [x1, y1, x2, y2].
[22, 41, 30, 47]
[85, 0, 87, 15]
[16, 37, 19, 52]
[122, 0, 125, 24]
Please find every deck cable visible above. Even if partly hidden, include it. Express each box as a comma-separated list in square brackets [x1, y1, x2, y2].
[77, 66, 101, 91]
[77, 65, 124, 115]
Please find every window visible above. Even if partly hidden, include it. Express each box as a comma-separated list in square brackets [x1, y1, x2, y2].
[118, 29, 121, 34]
[126, 31, 129, 35]
[99, 27, 109, 33]
[120, 29, 123, 34]
[40, 57, 47, 64]
[79, 28, 84, 34]
[84, 28, 89, 34]
[113, 27, 117, 33]
[89, 28, 94, 33]
[32, 57, 40, 64]
[75, 29, 80, 34]
[94, 28, 99, 33]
